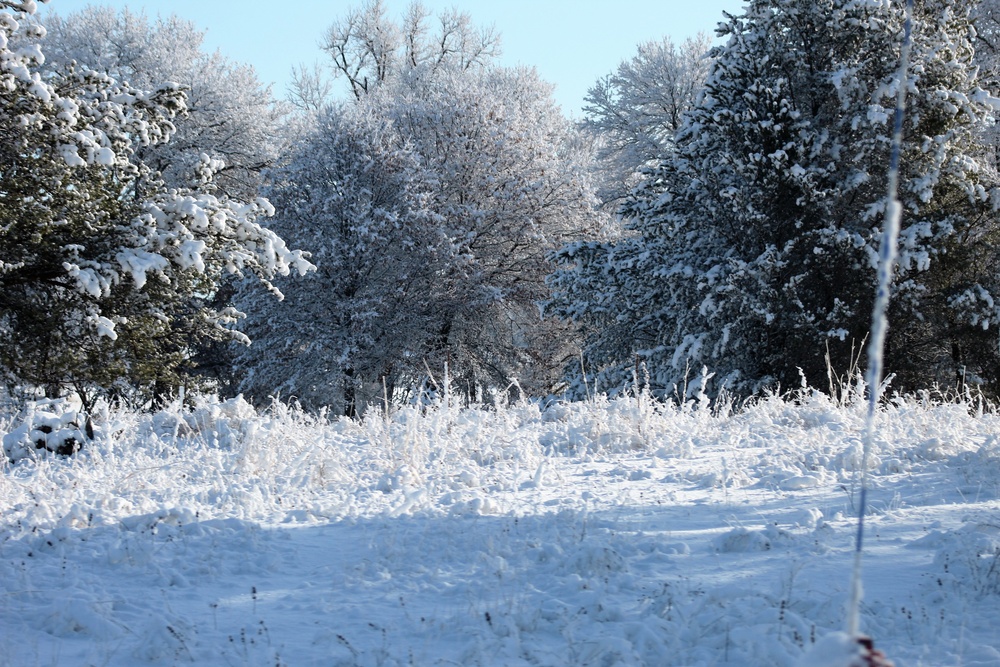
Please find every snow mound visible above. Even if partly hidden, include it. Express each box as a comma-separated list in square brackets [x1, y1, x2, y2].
[2, 398, 86, 462]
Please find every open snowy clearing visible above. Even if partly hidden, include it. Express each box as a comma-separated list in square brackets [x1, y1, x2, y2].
[1, 391, 999, 666]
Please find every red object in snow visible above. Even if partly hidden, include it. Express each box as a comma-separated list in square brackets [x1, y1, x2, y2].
[854, 636, 894, 667]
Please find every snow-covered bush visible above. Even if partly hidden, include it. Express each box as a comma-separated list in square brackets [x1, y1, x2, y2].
[2, 398, 87, 463]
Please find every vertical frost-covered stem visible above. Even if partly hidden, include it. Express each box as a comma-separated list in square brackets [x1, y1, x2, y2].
[846, 0, 914, 639]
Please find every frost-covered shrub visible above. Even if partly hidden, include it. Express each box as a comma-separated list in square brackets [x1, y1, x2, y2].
[2, 398, 87, 463]
[146, 395, 260, 448]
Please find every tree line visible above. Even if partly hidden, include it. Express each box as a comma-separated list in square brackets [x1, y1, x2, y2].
[3, 0, 1000, 418]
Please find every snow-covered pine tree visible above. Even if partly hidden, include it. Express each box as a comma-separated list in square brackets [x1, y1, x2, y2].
[552, 0, 1000, 398]
[0, 3, 312, 407]
[34, 6, 295, 392]
[973, 0, 1000, 194]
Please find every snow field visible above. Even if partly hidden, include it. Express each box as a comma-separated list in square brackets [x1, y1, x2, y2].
[1, 390, 999, 666]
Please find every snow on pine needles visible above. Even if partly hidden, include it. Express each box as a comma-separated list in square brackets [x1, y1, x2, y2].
[1, 389, 999, 666]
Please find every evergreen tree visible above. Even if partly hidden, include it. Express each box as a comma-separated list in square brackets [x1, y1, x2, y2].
[36, 6, 294, 393]
[552, 0, 1000, 397]
[0, 3, 312, 408]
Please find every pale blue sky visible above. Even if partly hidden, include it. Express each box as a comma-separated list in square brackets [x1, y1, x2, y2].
[41, 1, 744, 115]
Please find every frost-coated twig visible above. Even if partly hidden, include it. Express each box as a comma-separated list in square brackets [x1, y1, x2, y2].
[847, 0, 914, 640]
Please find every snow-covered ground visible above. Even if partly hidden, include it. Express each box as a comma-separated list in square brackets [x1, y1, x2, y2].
[1, 388, 999, 666]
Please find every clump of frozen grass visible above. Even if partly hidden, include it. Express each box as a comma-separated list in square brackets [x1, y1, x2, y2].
[542, 364, 732, 461]
[0, 380, 712, 535]
[539, 392, 709, 459]
[348, 376, 548, 502]
[0, 394, 365, 535]
[1, 378, 998, 536]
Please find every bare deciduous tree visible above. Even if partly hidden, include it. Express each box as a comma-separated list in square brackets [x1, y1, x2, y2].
[322, 0, 500, 99]
[583, 34, 713, 206]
